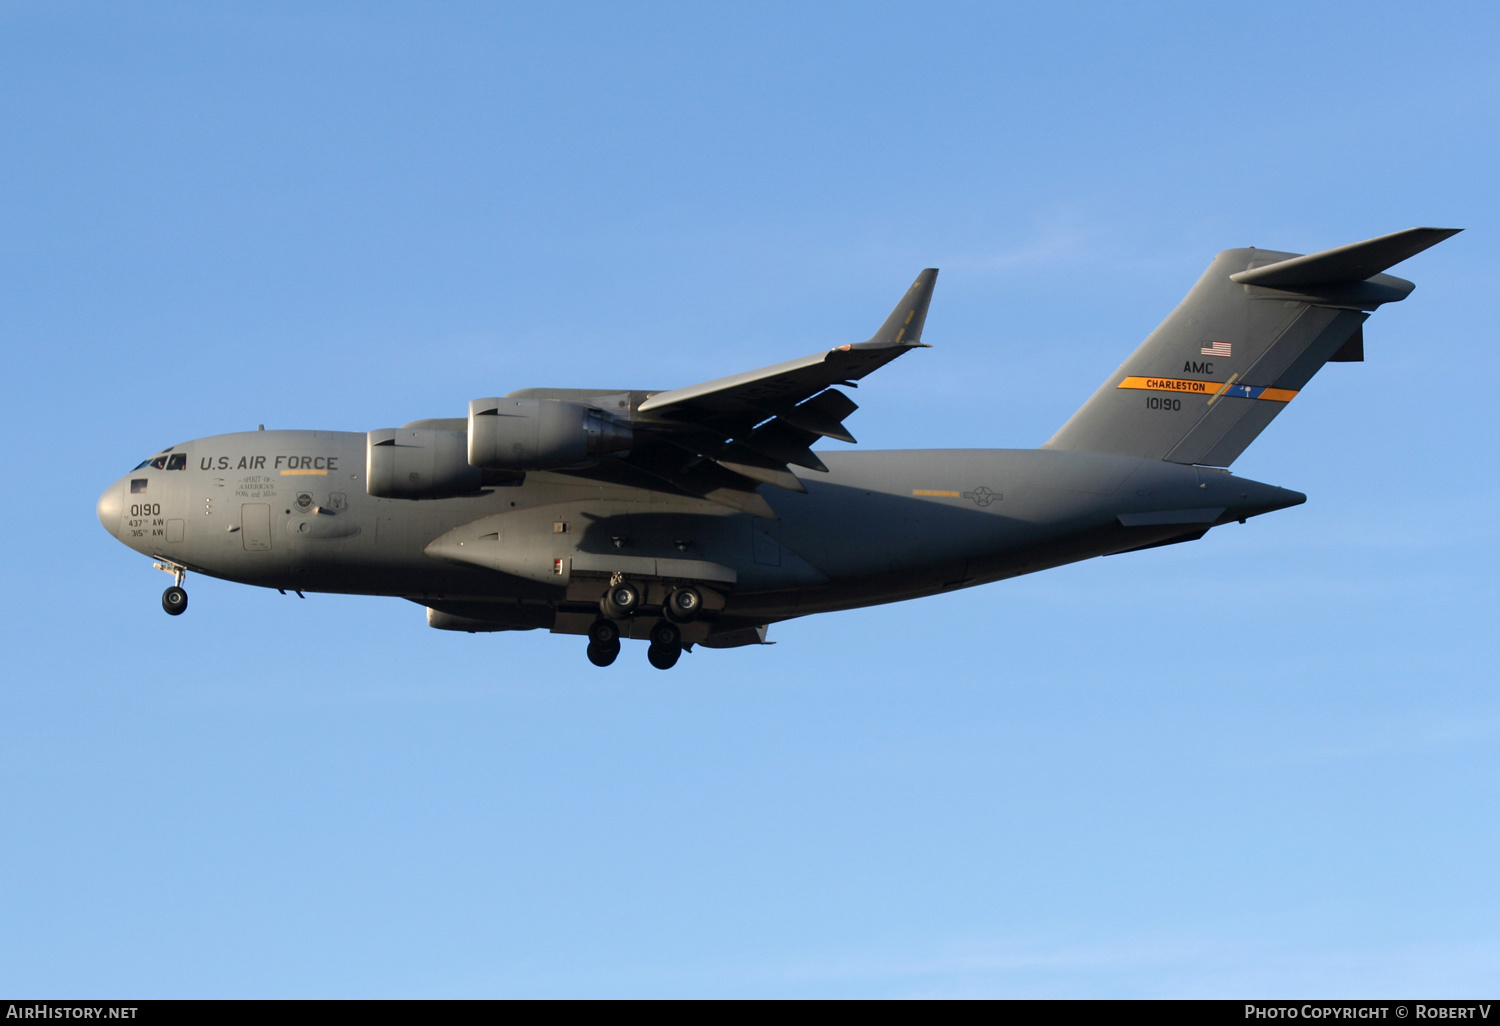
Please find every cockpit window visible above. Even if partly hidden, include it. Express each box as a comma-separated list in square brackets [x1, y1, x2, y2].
[132, 460, 151, 471]
[131, 479, 148, 493]
[131, 447, 183, 472]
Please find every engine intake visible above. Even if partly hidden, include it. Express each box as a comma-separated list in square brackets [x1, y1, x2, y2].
[467, 397, 632, 470]
[366, 428, 482, 499]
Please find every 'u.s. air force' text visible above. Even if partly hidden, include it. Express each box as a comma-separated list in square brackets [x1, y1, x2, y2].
[199, 455, 339, 471]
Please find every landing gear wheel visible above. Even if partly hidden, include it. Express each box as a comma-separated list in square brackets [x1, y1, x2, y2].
[649, 621, 681, 648]
[664, 587, 702, 623]
[600, 582, 641, 620]
[162, 586, 188, 616]
[586, 619, 621, 667]
[647, 643, 681, 670]
[647, 621, 682, 669]
[587, 640, 621, 667]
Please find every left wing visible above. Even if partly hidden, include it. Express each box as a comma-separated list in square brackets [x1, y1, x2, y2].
[597, 269, 937, 512]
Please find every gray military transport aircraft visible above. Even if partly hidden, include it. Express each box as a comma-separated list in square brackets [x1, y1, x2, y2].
[97, 227, 1457, 669]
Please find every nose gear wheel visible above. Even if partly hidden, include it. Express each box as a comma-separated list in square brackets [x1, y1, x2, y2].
[153, 560, 189, 616]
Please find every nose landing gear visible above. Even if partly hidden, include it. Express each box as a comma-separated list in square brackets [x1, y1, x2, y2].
[154, 560, 189, 616]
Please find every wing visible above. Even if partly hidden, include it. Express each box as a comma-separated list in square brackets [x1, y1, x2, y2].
[572, 269, 937, 517]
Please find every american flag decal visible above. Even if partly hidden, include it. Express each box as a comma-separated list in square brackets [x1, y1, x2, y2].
[1201, 340, 1232, 357]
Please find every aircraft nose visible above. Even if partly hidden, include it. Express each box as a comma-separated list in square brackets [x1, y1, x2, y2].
[97, 479, 126, 536]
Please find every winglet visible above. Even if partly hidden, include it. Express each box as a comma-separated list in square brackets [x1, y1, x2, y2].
[857, 268, 938, 349]
[1230, 227, 1461, 289]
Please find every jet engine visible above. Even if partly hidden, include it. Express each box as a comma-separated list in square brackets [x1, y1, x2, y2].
[467, 397, 632, 471]
[366, 428, 482, 499]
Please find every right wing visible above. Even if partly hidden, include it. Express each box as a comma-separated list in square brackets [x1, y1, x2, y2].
[598, 269, 938, 515]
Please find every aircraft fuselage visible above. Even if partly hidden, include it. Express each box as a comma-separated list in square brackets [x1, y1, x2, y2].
[97, 429, 1302, 634]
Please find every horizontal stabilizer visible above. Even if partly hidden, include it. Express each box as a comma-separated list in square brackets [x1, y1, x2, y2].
[1230, 227, 1461, 289]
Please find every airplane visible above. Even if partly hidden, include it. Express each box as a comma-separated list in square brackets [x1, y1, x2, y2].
[96, 227, 1459, 669]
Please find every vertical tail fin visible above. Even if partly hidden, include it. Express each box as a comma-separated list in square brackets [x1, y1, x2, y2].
[1043, 228, 1459, 466]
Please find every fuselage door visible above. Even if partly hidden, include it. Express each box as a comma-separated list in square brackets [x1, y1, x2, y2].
[242, 503, 273, 551]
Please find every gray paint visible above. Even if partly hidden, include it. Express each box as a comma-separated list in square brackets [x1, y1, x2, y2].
[1044, 227, 1457, 466]
[96, 230, 1457, 665]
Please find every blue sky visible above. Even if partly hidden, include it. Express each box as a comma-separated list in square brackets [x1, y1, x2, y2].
[1, 1, 1496, 997]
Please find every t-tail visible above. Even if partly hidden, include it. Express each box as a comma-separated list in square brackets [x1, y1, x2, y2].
[1043, 227, 1461, 466]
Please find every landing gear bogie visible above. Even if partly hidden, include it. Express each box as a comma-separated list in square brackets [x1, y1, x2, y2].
[586, 579, 697, 669]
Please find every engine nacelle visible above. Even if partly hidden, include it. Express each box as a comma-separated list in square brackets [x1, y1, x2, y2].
[366, 428, 482, 499]
[467, 397, 632, 470]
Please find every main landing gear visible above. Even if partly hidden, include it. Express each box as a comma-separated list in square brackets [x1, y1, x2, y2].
[153, 560, 189, 616]
[586, 579, 701, 670]
[586, 618, 621, 667]
[647, 621, 681, 670]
